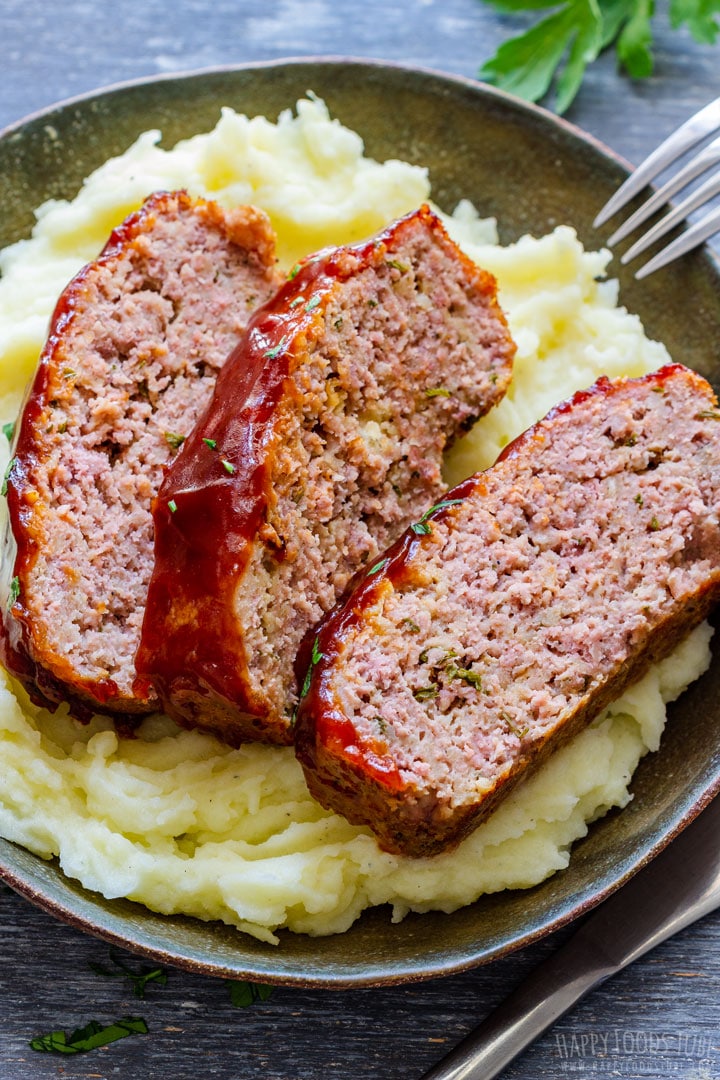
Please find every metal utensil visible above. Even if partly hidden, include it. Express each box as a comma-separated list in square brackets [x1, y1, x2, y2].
[419, 793, 720, 1080]
[594, 96, 720, 278]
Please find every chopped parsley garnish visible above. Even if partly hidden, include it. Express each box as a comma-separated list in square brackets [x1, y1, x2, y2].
[649, 516, 661, 531]
[411, 498, 464, 535]
[501, 710, 528, 739]
[2, 421, 14, 442]
[412, 521, 433, 536]
[403, 619, 421, 633]
[221, 458, 236, 475]
[29, 1016, 148, 1055]
[367, 298, 378, 308]
[413, 686, 438, 702]
[387, 259, 409, 272]
[634, 493, 644, 507]
[1, 456, 15, 496]
[298, 636, 324, 704]
[57, 421, 67, 434]
[375, 715, 388, 736]
[167, 499, 178, 514]
[305, 295, 321, 313]
[447, 665, 482, 690]
[367, 557, 389, 576]
[164, 431, 185, 450]
[424, 387, 451, 399]
[298, 670, 313, 704]
[89, 952, 168, 999]
[227, 981, 273, 1008]
[695, 410, 720, 420]
[8, 576, 20, 609]
[264, 336, 288, 360]
[203, 437, 217, 450]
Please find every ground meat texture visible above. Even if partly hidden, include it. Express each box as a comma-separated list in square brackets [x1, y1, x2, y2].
[135, 204, 515, 745]
[294, 365, 720, 857]
[1, 191, 281, 720]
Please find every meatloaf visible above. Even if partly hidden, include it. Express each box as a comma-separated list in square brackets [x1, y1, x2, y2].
[294, 364, 720, 857]
[135, 204, 516, 745]
[1, 191, 281, 720]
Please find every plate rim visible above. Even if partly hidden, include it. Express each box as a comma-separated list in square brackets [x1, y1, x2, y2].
[1, 55, 719, 987]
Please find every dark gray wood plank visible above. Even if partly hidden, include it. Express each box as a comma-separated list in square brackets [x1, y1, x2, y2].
[1, 3, 720, 1078]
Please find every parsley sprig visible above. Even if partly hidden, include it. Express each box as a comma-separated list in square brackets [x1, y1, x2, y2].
[89, 951, 168, 998]
[479, 0, 720, 113]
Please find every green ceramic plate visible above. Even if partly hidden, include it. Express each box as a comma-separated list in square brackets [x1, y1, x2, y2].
[1, 59, 719, 987]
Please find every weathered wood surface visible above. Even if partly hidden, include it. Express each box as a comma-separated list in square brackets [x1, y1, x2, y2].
[1, 2, 720, 1078]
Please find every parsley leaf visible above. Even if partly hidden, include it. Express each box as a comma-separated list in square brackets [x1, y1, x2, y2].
[164, 431, 186, 451]
[311, 636, 324, 666]
[89, 951, 168, 999]
[2, 421, 15, 443]
[297, 635, 325, 705]
[478, 0, 718, 111]
[29, 1016, 148, 1055]
[670, 0, 720, 43]
[226, 981, 274, 1007]
[479, 0, 602, 112]
[1, 456, 15, 496]
[264, 336, 288, 360]
[411, 498, 464, 535]
[615, 0, 655, 76]
[8, 576, 20, 609]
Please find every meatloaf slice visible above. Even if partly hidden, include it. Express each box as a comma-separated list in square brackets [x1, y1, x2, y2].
[294, 364, 720, 857]
[135, 204, 516, 745]
[1, 191, 281, 720]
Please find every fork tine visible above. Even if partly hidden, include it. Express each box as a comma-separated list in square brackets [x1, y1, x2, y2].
[607, 135, 720, 246]
[634, 204, 720, 280]
[620, 169, 720, 264]
[593, 96, 720, 228]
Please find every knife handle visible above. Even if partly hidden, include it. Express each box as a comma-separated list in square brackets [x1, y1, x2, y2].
[419, 794, 720, 1080]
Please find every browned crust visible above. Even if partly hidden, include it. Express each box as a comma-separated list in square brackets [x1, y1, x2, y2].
[295, 364, 720, 856]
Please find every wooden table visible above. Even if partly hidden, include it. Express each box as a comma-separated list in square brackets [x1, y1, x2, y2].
[1, 2, 719, 1077]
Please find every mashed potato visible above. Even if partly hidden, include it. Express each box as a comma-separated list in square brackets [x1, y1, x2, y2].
[0, 97, 711, 943]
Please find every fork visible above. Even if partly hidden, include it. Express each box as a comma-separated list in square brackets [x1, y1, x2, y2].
[593, 96, 720, 279]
